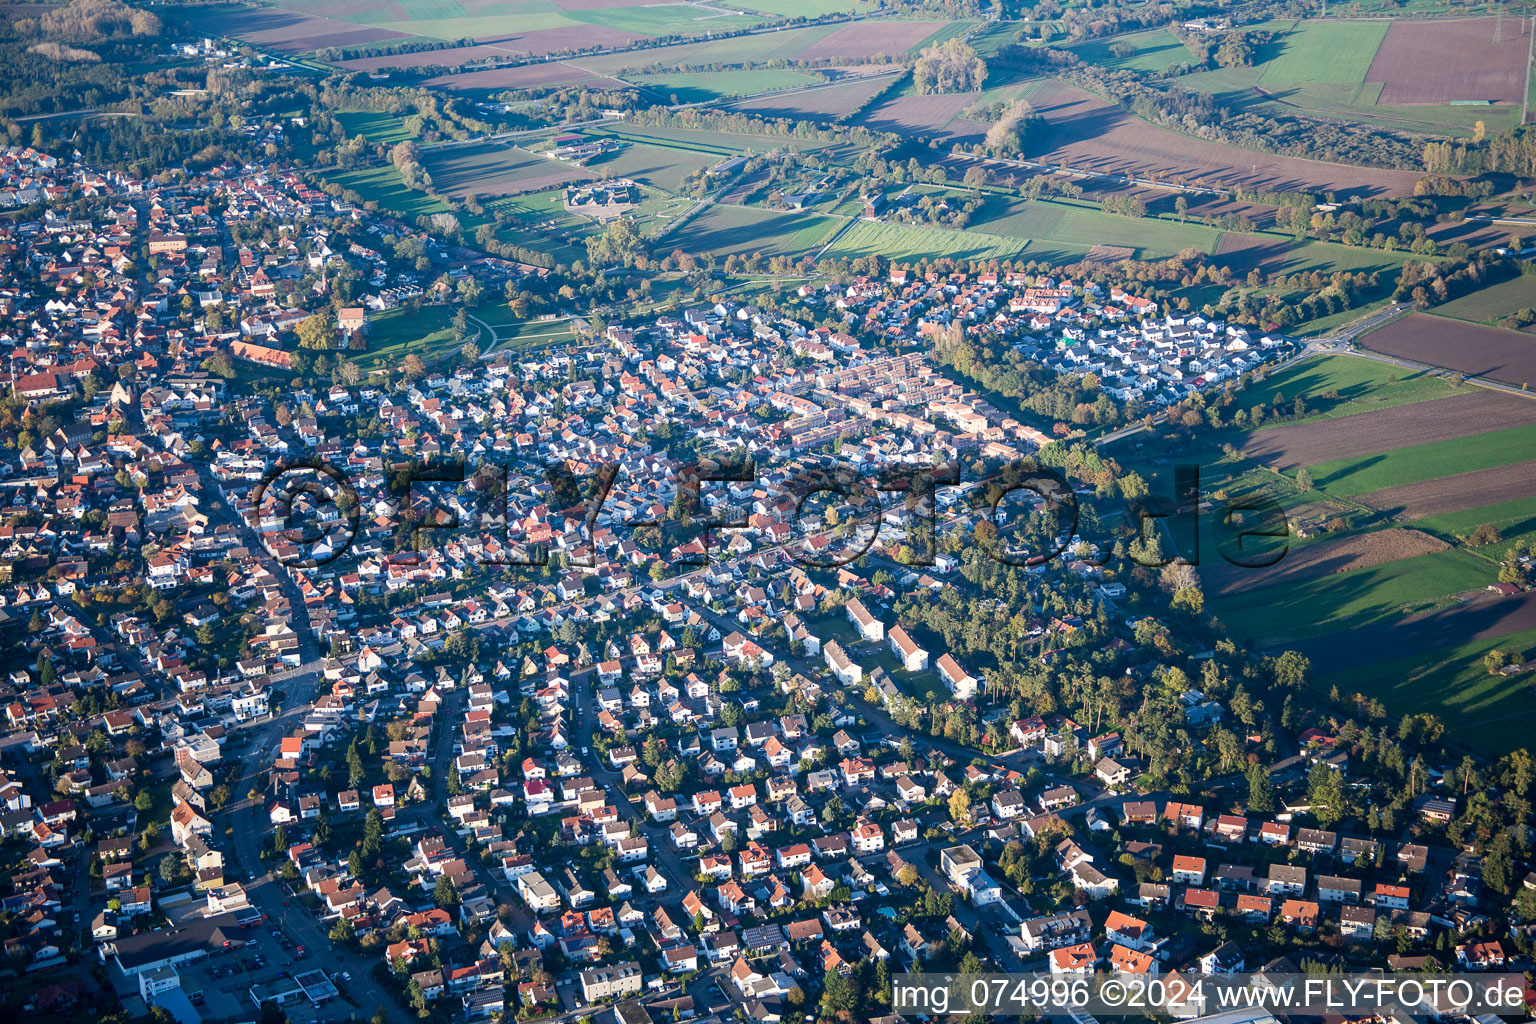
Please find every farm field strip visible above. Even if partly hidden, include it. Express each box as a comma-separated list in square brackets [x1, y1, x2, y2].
[1211, 547, 1494, 644]
[1305, 422, 1536, 496]
[1203, 527, 1450, 596]
[1240, 388, 1536, 470]
[822, 218, 1030, 262]
[1353, 459, 1536, 519]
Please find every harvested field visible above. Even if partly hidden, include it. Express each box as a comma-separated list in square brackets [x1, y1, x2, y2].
[1361, 313, 1536, 386]
[730, 75, 896, 119]
[420, 61, 608, 91]
[1084, 244, 1134, 263]
[1206, 528, 1449, 596]
[420, 144, 595, 198]
[1241, 390, 1536, 470]
[856, 91, 978, 136]
[1030, 81, 1426, 198]
[1356, 460, 1536, 519]
[187, 6, 409, 52]
[1368, 17, 1530, 105]
[794, 20, 945, 60]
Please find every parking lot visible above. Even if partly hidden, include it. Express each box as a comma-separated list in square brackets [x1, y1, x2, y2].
[123, 903, 341, 1023]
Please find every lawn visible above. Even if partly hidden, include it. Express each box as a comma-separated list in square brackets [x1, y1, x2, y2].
[1258, 19, 1388, 86]
[1305, 422, 1536, 495]
[1210, 547, 1493, 643]
[1236, 354, 1459, 424]
[824, 218, 1030, 262]
[353, 304, 459, 371]
[666, 203, 840, 256]
[583, 141, 719, 192]
[1315, 625, 1536, 755]
[1428, 275, 1536, 324]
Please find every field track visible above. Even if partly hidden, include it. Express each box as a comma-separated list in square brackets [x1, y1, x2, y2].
[1240, 390, 1536, 470]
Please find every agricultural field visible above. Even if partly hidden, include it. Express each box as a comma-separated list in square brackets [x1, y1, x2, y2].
[1027, 81, 1429, 197]
[823, 218, 1030, 262]
[1210, 546, 1496, 644]
[793, 19, 952, 60]
[1304, 422, 1536, 496]
[855, 89, 981, 138]
[1354, 459, 1536, 519]
[1204, 527, 1450, 596]
[1367, 17, 1531, 105]
[582, 141, 718, 192]
[1241, 388, 1536, 470]
[729, 74, 900, 120]
[665, 203, 840, 256]
[626, 68, 821, 104]
[1065, 27, 1192, 74]
[1426, 274, 1536, 324]
[1210, 232, 1419, 277]
[971, 197, 1223, 258]
[335, 110, 416, 145]
[1259, 19, 1388, 86]
[1234, 353, 1461, 423]
[182, 5, 415, 52]
[419, 143, 595, 198]
[1168, 15, 1530, 134]
[419, 61, 611, 92]
[1313, 622, 1536, 754]
[1360, 313, 1536, 387]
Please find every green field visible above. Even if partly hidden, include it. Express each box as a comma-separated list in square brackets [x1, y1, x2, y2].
[584, 142, 719, 192]
[1428, 275, 1536, 323]
[354, 304, 459, 371]
[1238, 354, 1460, 424]
[1211, 547, 1493, 643]
[1414, 496, 1536, 557]
[1258, 20, 1388, 86]
[1316, 626, 1536, 755]
[667, 203, 840, 256]
[331, 163, 462, 221]
[824, 218, 1029, 262]
[1067, 27, 1193, 73]
[1306, 422, 1536, 495]
[972, 197, 1223, 257]
[336, 111, 415, 145]
[281, 0, 774, 44]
